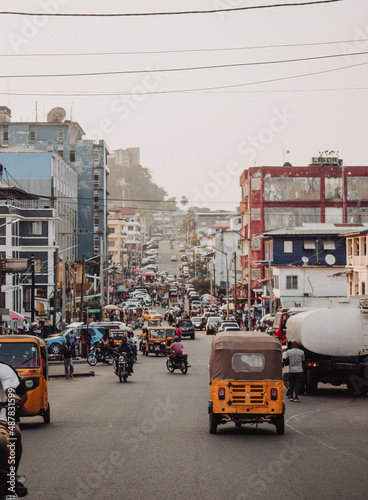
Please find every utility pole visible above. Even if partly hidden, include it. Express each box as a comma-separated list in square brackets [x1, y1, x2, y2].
[100, 236, 104, 311]
[62, 257, 66, 330]
[53, 248, 58, 330]
[30, 254, 35, 322]
[73, 263, 77, 322]
[80, 255, 85, 322]
[233, 251, 237, 323]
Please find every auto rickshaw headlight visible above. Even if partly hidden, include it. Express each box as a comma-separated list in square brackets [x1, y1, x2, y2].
[270, 388, 278, 400]
[25, 379, 34, 389]
[218, 387, 225, 400]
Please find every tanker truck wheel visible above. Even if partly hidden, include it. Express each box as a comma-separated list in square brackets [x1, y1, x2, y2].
[306, 370, 318, 395]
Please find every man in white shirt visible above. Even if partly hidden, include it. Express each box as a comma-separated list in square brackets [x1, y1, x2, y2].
[0, 362, 28, 498]
[283, 341, 305, 402]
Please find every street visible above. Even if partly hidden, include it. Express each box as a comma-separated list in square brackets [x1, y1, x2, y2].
[19, 241, 368, 500]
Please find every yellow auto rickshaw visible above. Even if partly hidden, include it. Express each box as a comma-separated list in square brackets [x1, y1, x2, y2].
[109, 329, 129, 348]
[0, 335, 50, 423]
[208, 331, 284, 434]
[165, 327, 176, 348]
[144, 327, 166, 356]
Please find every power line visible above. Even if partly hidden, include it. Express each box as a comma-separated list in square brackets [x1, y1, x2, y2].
[0, 2, 342, 17]
[2, 50, 367, 80]
[0, 37, 364, 58]
[0, 60, 366, 97]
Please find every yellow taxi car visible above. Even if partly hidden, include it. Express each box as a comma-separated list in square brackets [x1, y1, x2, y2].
[142, 309, 163, 321]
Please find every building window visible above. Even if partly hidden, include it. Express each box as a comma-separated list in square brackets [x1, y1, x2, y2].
[364, 238, 367, 257]
[3, 126, 8, 142]
[94, 215, 99, 226]
[109, 227, 115, 234]
[70, 150, 75, 162]
[362, 282, 366, 295]
[251, 208, 261, 221]
[284, 241, 293, 253]
[108, 240, 115, 247]
[251, 178, 261, 190]
[286, 275, 298, 290]
[30, 222, 42, 235]
[58, 128, 64, 142]
[274, 275, 279, 289]
[323, 240, 335, 250]
[93, 149, 99, 164]
[304, 240, 316, 250]
[29, 126, 35, 142]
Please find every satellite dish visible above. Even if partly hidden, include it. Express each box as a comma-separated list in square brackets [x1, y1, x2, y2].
[301, 256, 309, 264]
[325, 254, 336, 265]
[47, 107, 66, 123]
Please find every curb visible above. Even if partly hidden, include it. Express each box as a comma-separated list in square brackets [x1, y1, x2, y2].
[49, 371, 95, 379]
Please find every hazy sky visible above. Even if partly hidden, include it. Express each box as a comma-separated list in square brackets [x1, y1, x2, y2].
[0, 0, 367, 212]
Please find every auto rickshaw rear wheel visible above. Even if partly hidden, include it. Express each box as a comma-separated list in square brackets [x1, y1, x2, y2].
[43, 403, 51, 424]
[209, 413, 218, 434]
[275, 415, 284, 435]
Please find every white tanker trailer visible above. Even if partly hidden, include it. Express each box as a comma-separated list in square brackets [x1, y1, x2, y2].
[286, 297, 368, 395]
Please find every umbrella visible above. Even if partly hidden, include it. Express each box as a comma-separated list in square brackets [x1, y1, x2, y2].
[133, 268, 142, 273]
[9, 310, 25, 320]
[103, 304, 119, 311]
[144, 272, 154, 276]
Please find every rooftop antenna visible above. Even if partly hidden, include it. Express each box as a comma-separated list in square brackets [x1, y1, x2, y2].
[35, 101, 38, 122]
[70, 102, 74, 121]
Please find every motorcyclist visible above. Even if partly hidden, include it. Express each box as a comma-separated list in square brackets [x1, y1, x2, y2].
[169, 336, 184, 362]
[128, 331, 138, 360]
[114, 337, 134, 374]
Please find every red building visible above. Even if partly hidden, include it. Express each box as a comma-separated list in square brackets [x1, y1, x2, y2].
[239, 157, 368, 297]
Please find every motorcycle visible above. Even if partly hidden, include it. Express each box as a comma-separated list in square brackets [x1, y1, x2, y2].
[87, 344, 114, 366]
[166, 352, 189, 375]
[114, 352, 130, 383]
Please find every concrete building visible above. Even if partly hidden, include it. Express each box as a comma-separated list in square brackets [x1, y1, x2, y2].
[239, 157, 368, 301]
[0, 106, 109, 260]
[0, 185, 56, 319]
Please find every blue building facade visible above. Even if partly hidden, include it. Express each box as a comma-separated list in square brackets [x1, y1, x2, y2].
[262, 223, 365, 267]
[0, 106, 109, 260]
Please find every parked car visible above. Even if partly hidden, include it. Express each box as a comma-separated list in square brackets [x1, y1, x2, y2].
[170, 255, 178, 261]
[45, 326, 103, 355]
[176, 319, 195, 340]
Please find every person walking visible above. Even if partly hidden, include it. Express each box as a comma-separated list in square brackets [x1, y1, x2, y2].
[63, 335, 75, 379]
[283, 341, 305, 402]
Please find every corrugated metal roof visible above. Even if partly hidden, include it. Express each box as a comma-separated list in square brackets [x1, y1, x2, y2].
[263, 223, 368, 237]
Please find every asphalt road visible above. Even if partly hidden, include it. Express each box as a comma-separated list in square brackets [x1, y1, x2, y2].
[20, 240, 368, 500]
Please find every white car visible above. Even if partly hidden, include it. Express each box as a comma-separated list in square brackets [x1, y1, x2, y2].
[170, 255, 177, 261]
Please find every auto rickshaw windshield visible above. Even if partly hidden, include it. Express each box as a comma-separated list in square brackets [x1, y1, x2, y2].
[149, 329, 165, 339]
[209, 331, 282, 381]
[0, 341, 40, 368]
